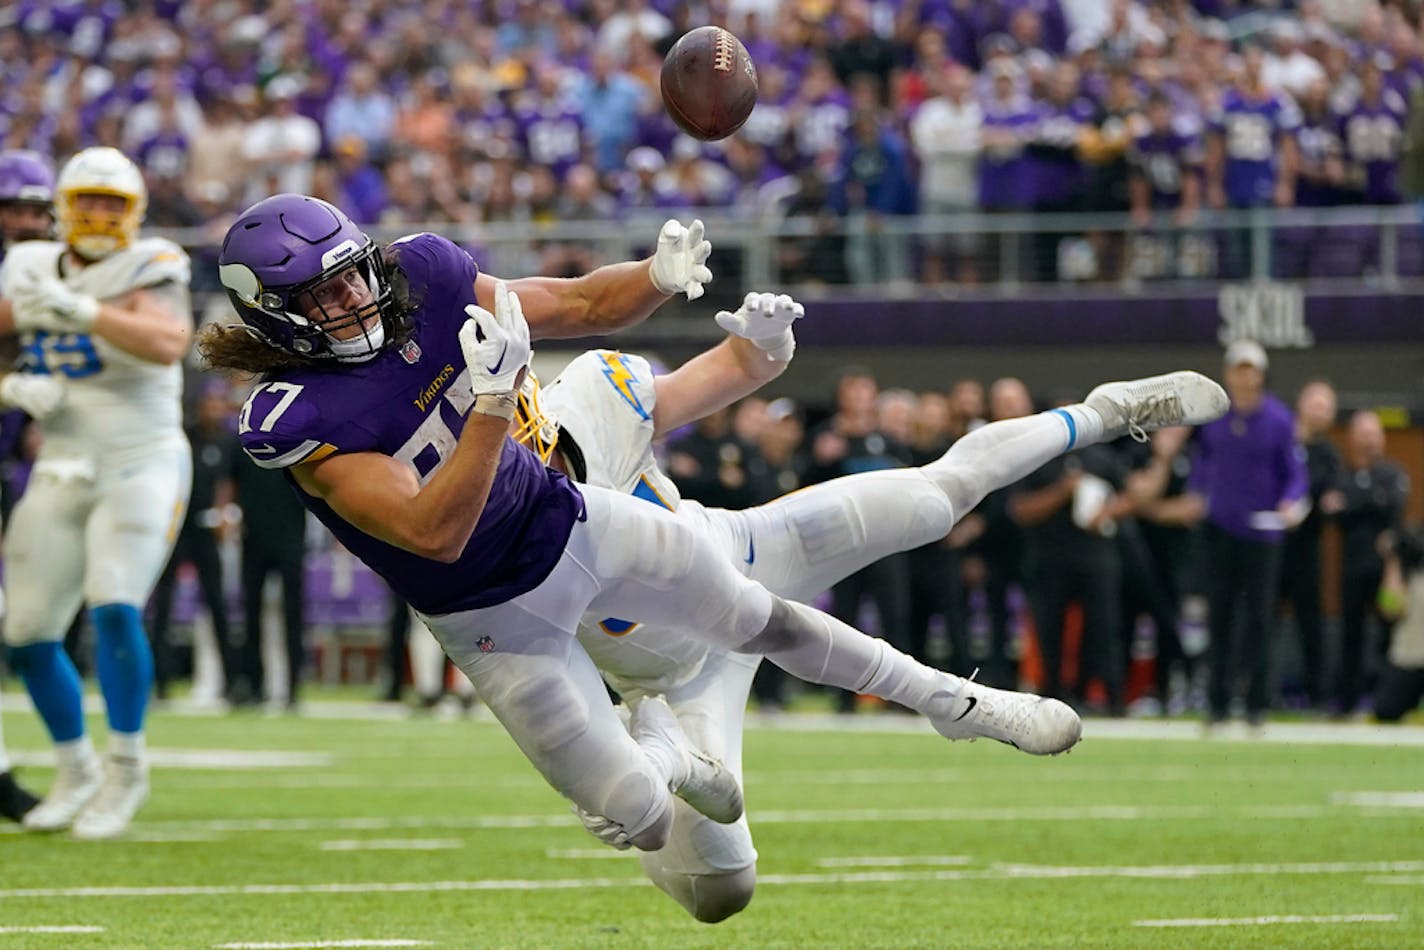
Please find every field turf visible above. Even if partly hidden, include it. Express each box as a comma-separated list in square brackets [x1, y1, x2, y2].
[2, 695, 1421, 949]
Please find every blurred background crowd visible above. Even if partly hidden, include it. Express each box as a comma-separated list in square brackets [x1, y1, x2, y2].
[2, 0, 1422, 287]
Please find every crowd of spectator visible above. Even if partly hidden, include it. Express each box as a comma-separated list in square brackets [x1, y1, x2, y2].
[1, 0, 1419, 286]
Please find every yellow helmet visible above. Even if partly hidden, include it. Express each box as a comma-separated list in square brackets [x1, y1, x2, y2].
[55, 147, 147, 260]
[513, 370, 560, 465]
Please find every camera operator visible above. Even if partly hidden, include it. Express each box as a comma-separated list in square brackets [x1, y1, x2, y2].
[1374, 526, 1424, 723]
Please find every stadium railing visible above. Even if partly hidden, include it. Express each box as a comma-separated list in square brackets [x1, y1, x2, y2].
[166, 204, 1424, 308]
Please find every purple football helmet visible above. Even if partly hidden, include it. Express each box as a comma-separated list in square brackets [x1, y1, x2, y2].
[217, 194, 399, 361]
[0, 149, 57, 245]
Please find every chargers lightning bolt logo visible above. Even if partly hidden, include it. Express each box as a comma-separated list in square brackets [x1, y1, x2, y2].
[599, 352, 650, 421]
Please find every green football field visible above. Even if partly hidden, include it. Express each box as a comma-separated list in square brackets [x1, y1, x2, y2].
[2, 696, 1422, 949]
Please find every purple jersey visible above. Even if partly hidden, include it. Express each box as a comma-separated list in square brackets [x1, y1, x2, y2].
[1027, 97, 1096, 206]
[515, 99, 584, 180]
[1338, 91, 1407, 204]
[1211, 88, 1301, 207]
[793, 92, 852, 160]
[237, 232, 583, 615]
[1294, 113, 1343, 207]
[454, 102, 518, 154]
[1129, 128, 1203, 208]
[978, 96, 1038, 211]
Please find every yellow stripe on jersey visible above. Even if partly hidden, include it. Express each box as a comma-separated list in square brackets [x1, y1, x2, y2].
[305, 443, 339, 463]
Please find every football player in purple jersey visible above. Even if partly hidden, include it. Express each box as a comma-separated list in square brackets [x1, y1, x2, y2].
[0, 148, 66, 822]
[201, 194, 1110, 860]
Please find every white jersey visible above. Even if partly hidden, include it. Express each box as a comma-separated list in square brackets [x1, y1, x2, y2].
[0, 238, 189, 461]
[542, 349, 711, 691]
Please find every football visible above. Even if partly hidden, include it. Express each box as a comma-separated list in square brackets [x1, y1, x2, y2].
[659, 26, 759, 141]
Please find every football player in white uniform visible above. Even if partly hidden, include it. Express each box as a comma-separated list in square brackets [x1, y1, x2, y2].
[519, 293, 1230, 922]
[0, 148, 68, 821]
[0, 147, 193, 839]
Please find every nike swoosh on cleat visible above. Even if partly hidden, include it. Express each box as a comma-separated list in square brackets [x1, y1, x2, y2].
[484, 343, 508, 375]
[744, 536, 756, 565]
[952, 695, 977, 722]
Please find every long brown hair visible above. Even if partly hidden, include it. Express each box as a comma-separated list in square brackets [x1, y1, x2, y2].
[199, 245, 418, 375]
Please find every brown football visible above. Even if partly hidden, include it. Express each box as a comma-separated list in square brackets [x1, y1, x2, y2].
[660, 26, 759, 141]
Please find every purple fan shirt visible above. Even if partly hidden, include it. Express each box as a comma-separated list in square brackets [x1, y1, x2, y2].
[1210, 88, 1301, 207]
[1027, 96, 1096, 206]
[1294, 113, 1342, 207]
[978, 95, 1038, 210]
[515, 99, 584, 180]
[238, 233, 584, 615]
[1338, 91, 1407, 204]
[1129, 128, 1204, 208]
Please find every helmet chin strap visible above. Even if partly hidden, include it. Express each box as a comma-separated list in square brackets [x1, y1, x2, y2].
[327, 318, 386, 361]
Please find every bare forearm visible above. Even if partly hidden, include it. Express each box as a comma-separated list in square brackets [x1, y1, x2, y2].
[651, 337, 787, 438]
[92, 304, 192, 364]
[500, 260, 668, 340]
[401, 414, 509, 559]
[301, 413, 510, 562]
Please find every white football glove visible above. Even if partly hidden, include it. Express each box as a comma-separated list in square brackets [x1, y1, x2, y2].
[0, 372, 66, 419]
[458, 281, 530, 419]
[8, 271, 100, 333]
[572, 804, 633, 851]
[714, 292, 804, 363]
[648, 218, 713, 300]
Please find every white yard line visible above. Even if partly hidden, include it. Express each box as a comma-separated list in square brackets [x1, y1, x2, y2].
[9, 749, 334, 770]
[991, 860, 1424, 879]
[0, 926, 104, 934]
[1, 802, 1397, 840]
[8, 695, 1420, 744]
[214, 942, 432, 949]
[1134, 914, 1399, 928]
[6, 859, 1423, 900]
[318, 840, 463, 852]
[816, 856, 972, 868]
[1333, 791, 1424, 808]
[545, 848, 639, 860]
[1366, 875, 1424, 885]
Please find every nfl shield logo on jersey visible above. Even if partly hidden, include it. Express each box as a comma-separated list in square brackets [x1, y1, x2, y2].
[400, 340, 422, 364]
[477, 636, 495, 653]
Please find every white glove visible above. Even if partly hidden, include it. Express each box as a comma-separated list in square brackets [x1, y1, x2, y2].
[0, 373, 66, 419]
[648, 218, 713, 300]
[572, 804, 633, 851]
[458, 281, 530, 419]
[8, 272, 101, 333]
[714, 292, 804, 363]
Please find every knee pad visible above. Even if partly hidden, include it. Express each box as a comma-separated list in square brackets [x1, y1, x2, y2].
[643, 862, 757, 923]
[604, 768, 674, 852]
[688, 866, 757, 923]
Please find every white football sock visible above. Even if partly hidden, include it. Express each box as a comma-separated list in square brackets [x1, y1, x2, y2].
[108, 731, 145, 762]
[920, 407, 1104, 517]
[55, 735, 98, 771]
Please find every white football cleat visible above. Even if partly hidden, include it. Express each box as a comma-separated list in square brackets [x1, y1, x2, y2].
[22, 752, 104, 832]
[928, 675, 1083, 756]
[1085, 370, 1229, 442]
[630, 695, 743, 824]
[71, 754, 149, 840]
